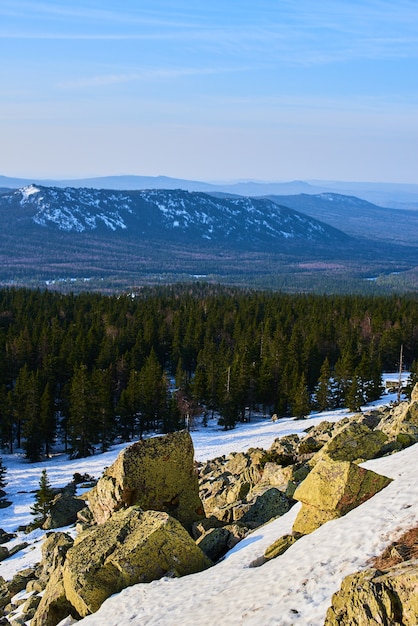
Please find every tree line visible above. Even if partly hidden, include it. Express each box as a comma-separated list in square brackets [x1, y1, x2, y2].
[0, 284, 417, 460]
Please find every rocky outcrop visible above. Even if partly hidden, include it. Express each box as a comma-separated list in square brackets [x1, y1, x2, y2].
[87, 430, 204, 531]
[292, 459, 392, 535]
[308, 422, 388, 466]
[324, 560, 418, 625]
[377, 390, 418, 446]
[62, 506, 212, 617]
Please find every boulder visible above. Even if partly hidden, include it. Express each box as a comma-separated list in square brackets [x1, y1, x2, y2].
[86, 430, 204, 531]
[308, 422, 388, 466]
[31, 566, 78, 626]
[0, 529, 16, 544]
[0, 576, 10, 610]
[324, 560, 418, 625]
[377, 397, 418, 444]
[0, 547, 8, 562]
[411, 382, 418, 402]
[264, 534, 297, 561]
[36, 532, 74, 589]
[292, 459, 392, 535]
[196, 527, 232, 561]
[62, 506, 212, 618]
[43, 492, 86, 530]
[239, 487, 293, 526]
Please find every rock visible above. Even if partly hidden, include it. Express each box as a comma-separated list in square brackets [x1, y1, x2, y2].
[7, 543, 28, 558]
[378, 398, 418, 445]
[0, 547, 8, 562]
[239, 487, 293, 527]
[324, 560, 418, 625]
[309, 422, 388, 466]
[31, 566, 78, 626]
[196, 527, 232, 561]
[264, 534, 297, 560]
[43, 492, 86, 530]
[261, 462, 309, 497]
[7, 568, 37, 597]
[411, 382, 418, 402]
[21, 593, 41, 621]
[87, 430, 204, 531]
[63, 506, 212, 618]
[0, 529, 16, 545]
[37, 532, 74, 588]
[0, 576, 11, 610]
[292, 459, 392, 535]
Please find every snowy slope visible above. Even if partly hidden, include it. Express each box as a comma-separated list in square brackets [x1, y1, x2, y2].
[0, 379, 416, 626]
[0, 185, 348, 245]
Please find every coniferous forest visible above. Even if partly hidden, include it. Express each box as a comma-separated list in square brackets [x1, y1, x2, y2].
[0, 284, 417, 461]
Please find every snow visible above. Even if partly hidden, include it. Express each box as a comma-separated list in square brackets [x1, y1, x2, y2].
[0, 376, 415, 625]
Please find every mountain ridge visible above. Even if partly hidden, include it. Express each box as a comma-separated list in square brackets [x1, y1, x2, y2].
[2, 174, 418, 208]
[0, 185, 348, 246]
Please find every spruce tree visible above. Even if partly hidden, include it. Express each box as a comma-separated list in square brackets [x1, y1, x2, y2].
[30, 469, 55, 527]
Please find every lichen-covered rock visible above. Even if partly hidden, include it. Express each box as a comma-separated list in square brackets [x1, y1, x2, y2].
[63, 506, 212, 618]
[292, 459, 392, 535]
[43, 492, 86, 530]
[239, 487, 293, 526]
[31, 566, 78, 626]
[324, 560, 418, 625]
[264, 534, 296, 560]
[261, 462, 309, 497]
[411, 382, 418, 402]
[377, 397, 418, 445]
[308, 422, 388, 466]
[87, 430, 204, 531]
[0, 575, 11, 610]
[196, 527, 232, 561]
[37, 532, 74, 588]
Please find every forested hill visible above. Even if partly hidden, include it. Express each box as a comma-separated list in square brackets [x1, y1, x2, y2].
[0, 285, 417, 462]
[0, 185, 347, 245]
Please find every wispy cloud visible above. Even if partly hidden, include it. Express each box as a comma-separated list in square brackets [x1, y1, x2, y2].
[57, 65, 255, 89]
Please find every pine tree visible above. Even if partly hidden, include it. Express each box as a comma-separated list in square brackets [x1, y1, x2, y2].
[314, 357, 333, 411]
[30, 469, 55, 527]
[0, 458, 6, 491]
[291, 373, 311, 419]
[68, 364, 95, 458]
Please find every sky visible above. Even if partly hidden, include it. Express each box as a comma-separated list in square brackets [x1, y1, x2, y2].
[1, 379, 417, 625]
[1, 1, 418, 183]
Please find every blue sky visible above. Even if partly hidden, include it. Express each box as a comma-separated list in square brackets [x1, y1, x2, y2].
[1, 1, 418, 182]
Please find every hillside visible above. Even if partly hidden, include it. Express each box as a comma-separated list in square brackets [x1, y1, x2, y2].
[266, 192, 418, 245]
[0, 382, 417, 625]
[0, 185, 417, 293]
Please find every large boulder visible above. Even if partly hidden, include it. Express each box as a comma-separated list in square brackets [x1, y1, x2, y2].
[308, 422, 388, 466]
[87, 430, 204, 531]
[325, 560, 418, 625]
[62, 506, 212, 618]
[292, 459, 392, 535]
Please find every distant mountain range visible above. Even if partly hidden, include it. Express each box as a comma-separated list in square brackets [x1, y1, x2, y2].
[0, 183, 417, 294]
[0, 185, 347, 245]
[1, 174, 418, 210]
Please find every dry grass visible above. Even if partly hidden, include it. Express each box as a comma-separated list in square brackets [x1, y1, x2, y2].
[370, 527, 418, 570]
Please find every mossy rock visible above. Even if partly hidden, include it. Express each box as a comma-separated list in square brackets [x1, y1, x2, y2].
[325, 560, 418, 625]
[63, 507, 212, 618]
[292, 459, 392, 535]
[87, 430, 204, 532]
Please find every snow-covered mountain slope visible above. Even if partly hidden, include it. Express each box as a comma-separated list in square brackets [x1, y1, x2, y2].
[0, 185, 349, 245]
